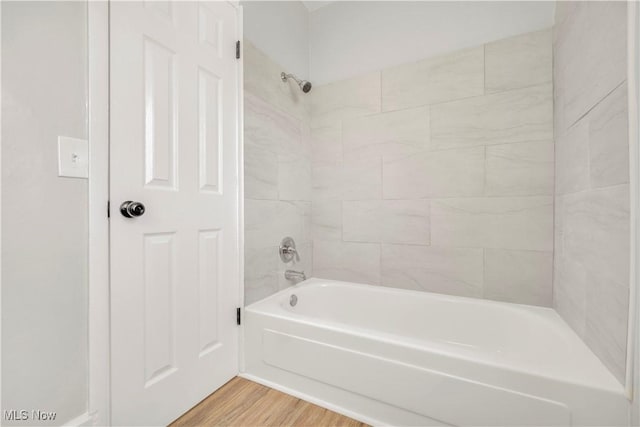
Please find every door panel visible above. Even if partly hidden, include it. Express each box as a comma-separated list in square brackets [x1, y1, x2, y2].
[110, 2, 239, 425]
[143, 38, 177, 189]
[198, 69, 222, 193]
[198, 229, 221, 355]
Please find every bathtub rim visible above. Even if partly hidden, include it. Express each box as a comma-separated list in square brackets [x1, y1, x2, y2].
[245, 277, 626, 396]
[247, 277, 557, 314]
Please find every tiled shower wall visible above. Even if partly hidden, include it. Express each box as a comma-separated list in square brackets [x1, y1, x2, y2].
[244, 41, 312, 305]
[553, 2, 630, 384]
[311, 30, 555, 306]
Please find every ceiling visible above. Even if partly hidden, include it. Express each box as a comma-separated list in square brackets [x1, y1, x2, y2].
[301, 1, 334, 12]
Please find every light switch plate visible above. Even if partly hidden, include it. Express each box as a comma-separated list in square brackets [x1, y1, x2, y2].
[58, 136, 88, 178]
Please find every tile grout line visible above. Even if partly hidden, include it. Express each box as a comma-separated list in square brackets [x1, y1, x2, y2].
[564, 79, 627, 131]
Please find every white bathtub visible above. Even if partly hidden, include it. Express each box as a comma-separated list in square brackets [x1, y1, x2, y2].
[243, 278, 629, 426]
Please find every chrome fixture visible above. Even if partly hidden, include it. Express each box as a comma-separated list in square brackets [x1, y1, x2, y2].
[289, 294, 298, 307]
[281, 72, 312, 93]
[120, 201, 146, 218]
[279, 236, 299, 263]
[285, 270, 306, 282]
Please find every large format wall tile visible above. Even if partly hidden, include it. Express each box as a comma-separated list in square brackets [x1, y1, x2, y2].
[485, 141, 554, 196]
[381, 47, 484, 111]
[554, 184, 631, 387]
[312, 161, 343, 201]
[310, 72, 381, 127]
[244, 40, 308, 121]
[430, 84, 553, 150]
[485, 29, 552, 93]
[556, 83, 628, 196]
[245, 200, 312, 250]
[312, 201, 342, 242]
[342, 107, 429, 161]
[553, 254, 587, 336]
[381, 244, 484, 297]
[383, 147, 485, 199]
[554, 1, 578, 29]
[308, 30, 554, 305]
[553, 67, 569, 138]
[278, 151, 312, 201]
[279, 201, 312, 243]
[554, 195, 564, 258]
[561, 184, 629, 287]
[313, 241, 381, 285]
[430, 196, 553, 251]
[343, 200, 430, 244]
[589, 83, 629, 189]
[553, 1, 630, 385]
[244, 43, 313, 304]
[555, 119, 589, 195]
[245, 92, 302, 156]
[245, 246, 280, 305]
[342, 200, 383, 243]
[484, 249, 553, 306]
[342, 157, 382, 200]
[245, 199, 280, 249]
[245, 144, 278, 200]
[311, 124, 342, 163]
[554, 1, 627, 127]
[585, 272, 629, 385]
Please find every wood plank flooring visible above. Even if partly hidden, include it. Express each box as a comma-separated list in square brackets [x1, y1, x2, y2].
[170, 377, 369, 427]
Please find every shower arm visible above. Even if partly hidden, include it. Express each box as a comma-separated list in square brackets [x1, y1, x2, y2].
[281, 72, 300, 84]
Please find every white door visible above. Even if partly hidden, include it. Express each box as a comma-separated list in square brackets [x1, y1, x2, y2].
[109, 1, 240, 425]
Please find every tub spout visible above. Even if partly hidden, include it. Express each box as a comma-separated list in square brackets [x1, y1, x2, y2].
[285, 269, 306, 282]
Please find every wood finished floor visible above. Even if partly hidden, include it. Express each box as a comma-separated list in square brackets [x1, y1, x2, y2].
[170, 377, 368, 427]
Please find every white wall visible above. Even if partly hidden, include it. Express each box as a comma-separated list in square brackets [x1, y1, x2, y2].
[1, 2, 88, 424]
[242, 0, 310, 79]
[309, 1, 555, 84]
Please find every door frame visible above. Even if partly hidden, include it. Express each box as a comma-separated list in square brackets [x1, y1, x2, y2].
[629, 0, 640, 419]
[87, 2, 244, 425]
[87, 1, 109, 425]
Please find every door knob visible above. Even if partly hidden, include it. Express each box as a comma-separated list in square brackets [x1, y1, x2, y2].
[120, 201, 146, 218]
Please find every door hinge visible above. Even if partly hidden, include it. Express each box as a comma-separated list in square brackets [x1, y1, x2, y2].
[236, 40, 241, 59]
[107, 201, 111, 218]
[236, 307, 241, 325]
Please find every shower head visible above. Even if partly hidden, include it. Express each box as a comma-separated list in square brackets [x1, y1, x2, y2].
[281, 72, 312, 93]
[300, 80, 312, 93]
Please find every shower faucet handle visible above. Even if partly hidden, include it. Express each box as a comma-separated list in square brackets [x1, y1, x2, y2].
[279, 237, 300, 262]
[282, 246, 299, 260]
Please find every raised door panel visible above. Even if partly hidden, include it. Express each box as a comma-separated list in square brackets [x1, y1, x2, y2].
[143, 233, 177, 386]
[144, 38, 178, 190]
[198, 69, 222, 193]
[198, 229, 222, 357]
